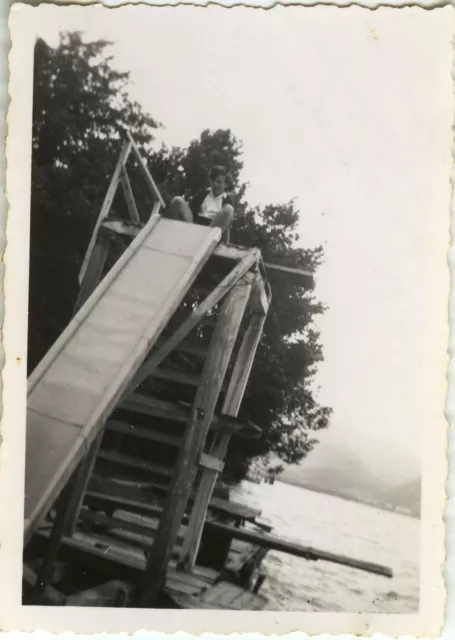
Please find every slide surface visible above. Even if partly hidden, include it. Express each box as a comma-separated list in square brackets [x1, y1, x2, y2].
[24, 216, 221, 542]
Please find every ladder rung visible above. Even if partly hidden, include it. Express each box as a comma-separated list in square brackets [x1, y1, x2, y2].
[121, 394, 189, 423]
[149, 367, 200, 386]
[120, 394, 262, 438]
[97, 450, 173, 480]
[77, 508, 185, 555]
[156, 339, 209, 359]
[107, 420, 181, 447]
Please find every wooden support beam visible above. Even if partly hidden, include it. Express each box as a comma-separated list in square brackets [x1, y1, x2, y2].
[127, 131, 166, 207]
[63, 430, 105, 536]
[149, 367, 200, 387]
[120, 393, 262, 438]
[74, 227, 113, 314]
[79, 141, 132, 285]
[180, 287, 268, 571]
[107, 419, 181, 447]
[120, 167, 141, 224]
[206, 521, 394, 578]
[127, 249, 260, 393]
[138, 273, 254, 606]
[32, 479, 77, 595]
[97, 450, 173, 478]
[199, 453, 224, 473]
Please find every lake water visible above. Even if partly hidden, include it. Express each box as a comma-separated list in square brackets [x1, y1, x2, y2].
[231, 480, 419, 613]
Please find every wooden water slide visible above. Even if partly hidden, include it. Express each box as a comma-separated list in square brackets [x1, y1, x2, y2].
[24, 215, 222, 544]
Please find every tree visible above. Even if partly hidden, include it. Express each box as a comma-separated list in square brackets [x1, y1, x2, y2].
[29, 32, 159, 371]
[29, 33, 331, 478]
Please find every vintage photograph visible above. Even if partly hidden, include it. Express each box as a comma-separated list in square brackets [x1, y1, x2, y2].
[2, 2, 452, 634]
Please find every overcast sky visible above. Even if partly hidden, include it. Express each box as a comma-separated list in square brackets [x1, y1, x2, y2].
[35, 5, 453, 481]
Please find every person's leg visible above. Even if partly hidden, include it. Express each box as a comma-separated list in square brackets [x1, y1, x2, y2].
[209, 204, 234, 244]
[168, 196, 194, 223]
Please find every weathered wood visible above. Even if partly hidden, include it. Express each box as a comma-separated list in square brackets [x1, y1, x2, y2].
[199, 453, 224, 473]
[149, 367, 200, 387]
[25, 219, 220, 543]
[120, 167, 141, 224]
[207, 521, 394, 578]
[107, 419, 182, 447]
[120, 394, 262, 438]
[97, 450, 174, 478]
[79, 141, 132, 285]
[127, 131, 166, 207]
[74, 228, 113, 314]
[213, 244, 314, 290]
[138, 273, 254, 606]
[85, 489, 261, 522]
[32, 479, 77, 595]
[63, 429, 105, 536]
[170, 581, 267, 610]
[127, 249, 260, 392]
[181, 301, 267, 570]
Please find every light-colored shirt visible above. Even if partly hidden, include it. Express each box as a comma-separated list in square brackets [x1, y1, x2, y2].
[199, 190, 225, 221]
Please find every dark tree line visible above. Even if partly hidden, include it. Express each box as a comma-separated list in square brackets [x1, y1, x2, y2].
[30, 32, 331, 479]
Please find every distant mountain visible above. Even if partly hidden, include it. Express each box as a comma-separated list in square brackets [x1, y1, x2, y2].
[280, 444, 421, 517]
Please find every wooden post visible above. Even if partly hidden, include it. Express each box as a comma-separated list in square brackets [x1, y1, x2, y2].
[120, 167, 141, 224]
[74, 227, 113, 314]
[137, 271, 255, 607]
[32, 479, 77, 595]
[62, 430, 104, 536]
[79, 141, 132, 285]
[180, 280, 268, 571]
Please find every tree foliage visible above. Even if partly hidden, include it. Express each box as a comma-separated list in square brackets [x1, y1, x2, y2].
[29, 33, 331, 478]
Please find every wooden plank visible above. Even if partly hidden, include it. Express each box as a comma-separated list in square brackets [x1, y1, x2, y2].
[97, 450, 173, 478]
[63, 430, 105, 536]
[207, 521, 394, 578]
[107, 419, 182, 447]
[127, 131, 166, 207]
[149, 367, 200, 387]
[120, 167, 141, 224]
[25, 219, 220, 543]
[181, 301, 267, 570]
[138, 273, 254, 606]
[120, 394, 261, 438]
[31, 479, 77, 595]
[199, 453, 224, 473]
[265, 262, 315, 289]
[74, 228, 112, 314]
[213, 244, 314, 290]
[128, 249, 260, 392]
[85, 486, 261, 522]
[79, 141, 132, 285]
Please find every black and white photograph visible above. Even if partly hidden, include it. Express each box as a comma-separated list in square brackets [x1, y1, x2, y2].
[2, 3, 452, 635]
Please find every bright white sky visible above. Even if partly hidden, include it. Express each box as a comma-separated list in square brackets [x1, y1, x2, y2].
[35, 5, 453, 481]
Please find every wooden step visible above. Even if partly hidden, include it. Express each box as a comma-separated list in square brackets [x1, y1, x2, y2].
[85, 488, 261, 523]
[149, 367, 200, 387]
[154, 336, 209, 359]
[97, 450, 173, 480]
[119, 394, 262, 438]
[78, 508, 186, 552]
[107, 419, 181, 447]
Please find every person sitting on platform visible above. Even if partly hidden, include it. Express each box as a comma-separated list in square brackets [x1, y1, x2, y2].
[167, 166, 235, 244]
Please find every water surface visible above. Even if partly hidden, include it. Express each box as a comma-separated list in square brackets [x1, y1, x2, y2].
[231, 480, 419, 613]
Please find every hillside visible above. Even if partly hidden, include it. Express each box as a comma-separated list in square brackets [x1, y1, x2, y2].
[280, 441, 421, 517]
